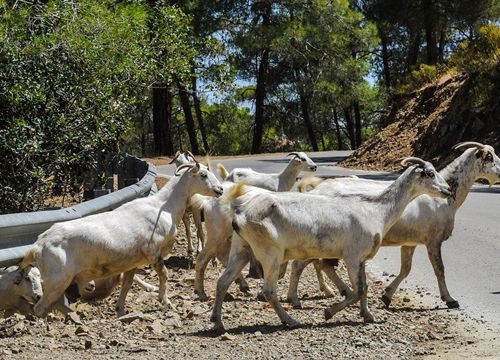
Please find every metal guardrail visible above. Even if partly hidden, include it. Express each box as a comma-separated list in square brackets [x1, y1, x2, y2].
[0, 155, 157, 267]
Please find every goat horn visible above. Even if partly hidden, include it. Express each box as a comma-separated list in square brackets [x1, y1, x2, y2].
[169, 151, 181, 164]
[186, 150, 197, 162]
[287, 152, 300, 158]
[174, 163, 195, 176]
[453, 142, 485, 151]
[401, 157, 427, 168]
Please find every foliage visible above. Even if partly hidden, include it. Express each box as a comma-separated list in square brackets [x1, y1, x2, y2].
[395, 63, 443, 94]
[0, 1, 194, 213]
[203, 102, 253, 155]
[450, 24, 500, 74]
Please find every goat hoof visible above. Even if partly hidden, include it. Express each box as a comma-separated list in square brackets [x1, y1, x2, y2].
[324, 308, 334, 321]
[256, 292, 267, 302]
[239, 284, 250, 293]
[362, 313, 375, 323]
[197, 293, 210, 302]
[446, 300, 460, 309]
[381, 294, 391, 308]
[224, 293, 235, 302]
[213, 324, 226, 336]
[292, 302, 302, 310]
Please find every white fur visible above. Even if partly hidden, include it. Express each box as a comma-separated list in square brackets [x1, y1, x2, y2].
[210, 159, 451, 331]
[171, 150, 205, 255]
[221, 152, 317, 192]
[288, 144, 500, 309]
[0, 266, 42, 316]
[21, 164, 223, 317]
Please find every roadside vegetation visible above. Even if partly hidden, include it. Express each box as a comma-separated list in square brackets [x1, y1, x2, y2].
[0, 0, 498, 213]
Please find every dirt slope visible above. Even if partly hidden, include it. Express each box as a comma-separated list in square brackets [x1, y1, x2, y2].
[342, 72, 500, 171]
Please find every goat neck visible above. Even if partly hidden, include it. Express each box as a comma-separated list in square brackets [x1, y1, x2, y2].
[154, 172, 192, 225]
[439, 148, 481, 211]
[372, 167, 423, 236]
[277, 159, 302, 191]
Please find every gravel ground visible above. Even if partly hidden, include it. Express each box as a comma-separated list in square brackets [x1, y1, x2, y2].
[1, 222, 499, 359]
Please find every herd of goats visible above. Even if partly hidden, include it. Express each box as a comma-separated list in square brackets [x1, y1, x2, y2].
[1, 141, 499, 333]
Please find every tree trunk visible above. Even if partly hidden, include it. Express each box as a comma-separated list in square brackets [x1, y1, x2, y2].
[423, 0, 438, 65]
[176, 79, 200, 154]
[152, 84, 174, 156]
[321, 115, 329, 151]
[191, 67, 210, 153]
[333, 108, 343, 150]
[299, 89, 319, 151]
[407, 30, 421, 72]
[343, 107, 356, 150]
[141, 111, 146, 156]
[438, 29, 446, 61]
[379, 28, 392, 88]
[251, 3, 272, 154]
[353, 101, 362, 148]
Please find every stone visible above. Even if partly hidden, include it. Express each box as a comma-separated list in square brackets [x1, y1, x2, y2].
[75, 325, 90, 336]
[66, 312, 83, 325]
[118, 312, 153, 323]
[220, 332, 236, 341]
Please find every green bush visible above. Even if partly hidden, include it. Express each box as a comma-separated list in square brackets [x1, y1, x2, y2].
[0, 1, 193, 213]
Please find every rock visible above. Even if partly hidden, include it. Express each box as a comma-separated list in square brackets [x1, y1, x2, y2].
[66, 312, 83, 325]
[403, 297, 411, 303]
[118, 312, 153, 323]
[254, 331, 262, 336]
[10, 347, 21, 354]
[13, 321, 26, 333]
[147, 319, 166, 334]
[62, 326, 75, 338]
[75, 325, 90, 336]
[84, 340, 92, 349]
[164, 314, 182, 328]
[220, 332, 236, 341]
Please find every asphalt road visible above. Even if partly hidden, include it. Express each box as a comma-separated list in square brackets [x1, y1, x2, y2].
[158, 151, 500, 329]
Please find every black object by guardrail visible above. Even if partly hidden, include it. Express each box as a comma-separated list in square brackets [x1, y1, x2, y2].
[0, 155, 157, 267]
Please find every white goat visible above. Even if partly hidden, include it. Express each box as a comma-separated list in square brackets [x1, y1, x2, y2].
[20, 163, 223, 317]
[0, 266, 43, 317]
[192, 152, 318, 300]
[170, 150, 205, 255]
[191, 182, 270, 300]
[217, 151, 317, 192]
[287, 142, 500, 309]
[210, 158, 451, 331]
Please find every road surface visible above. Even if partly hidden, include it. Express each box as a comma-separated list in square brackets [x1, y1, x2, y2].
[157, 151, 500, 329]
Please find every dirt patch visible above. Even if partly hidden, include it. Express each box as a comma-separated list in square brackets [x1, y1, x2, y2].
[1, 220, 499, 359]
[342, 72, 500, 171]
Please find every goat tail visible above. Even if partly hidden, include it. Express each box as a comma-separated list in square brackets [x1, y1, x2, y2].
[296, 176, 324, 193]
[217, 163, 229, 179]
[19, 246, 37, 269]
[218, 182, 247, 220]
